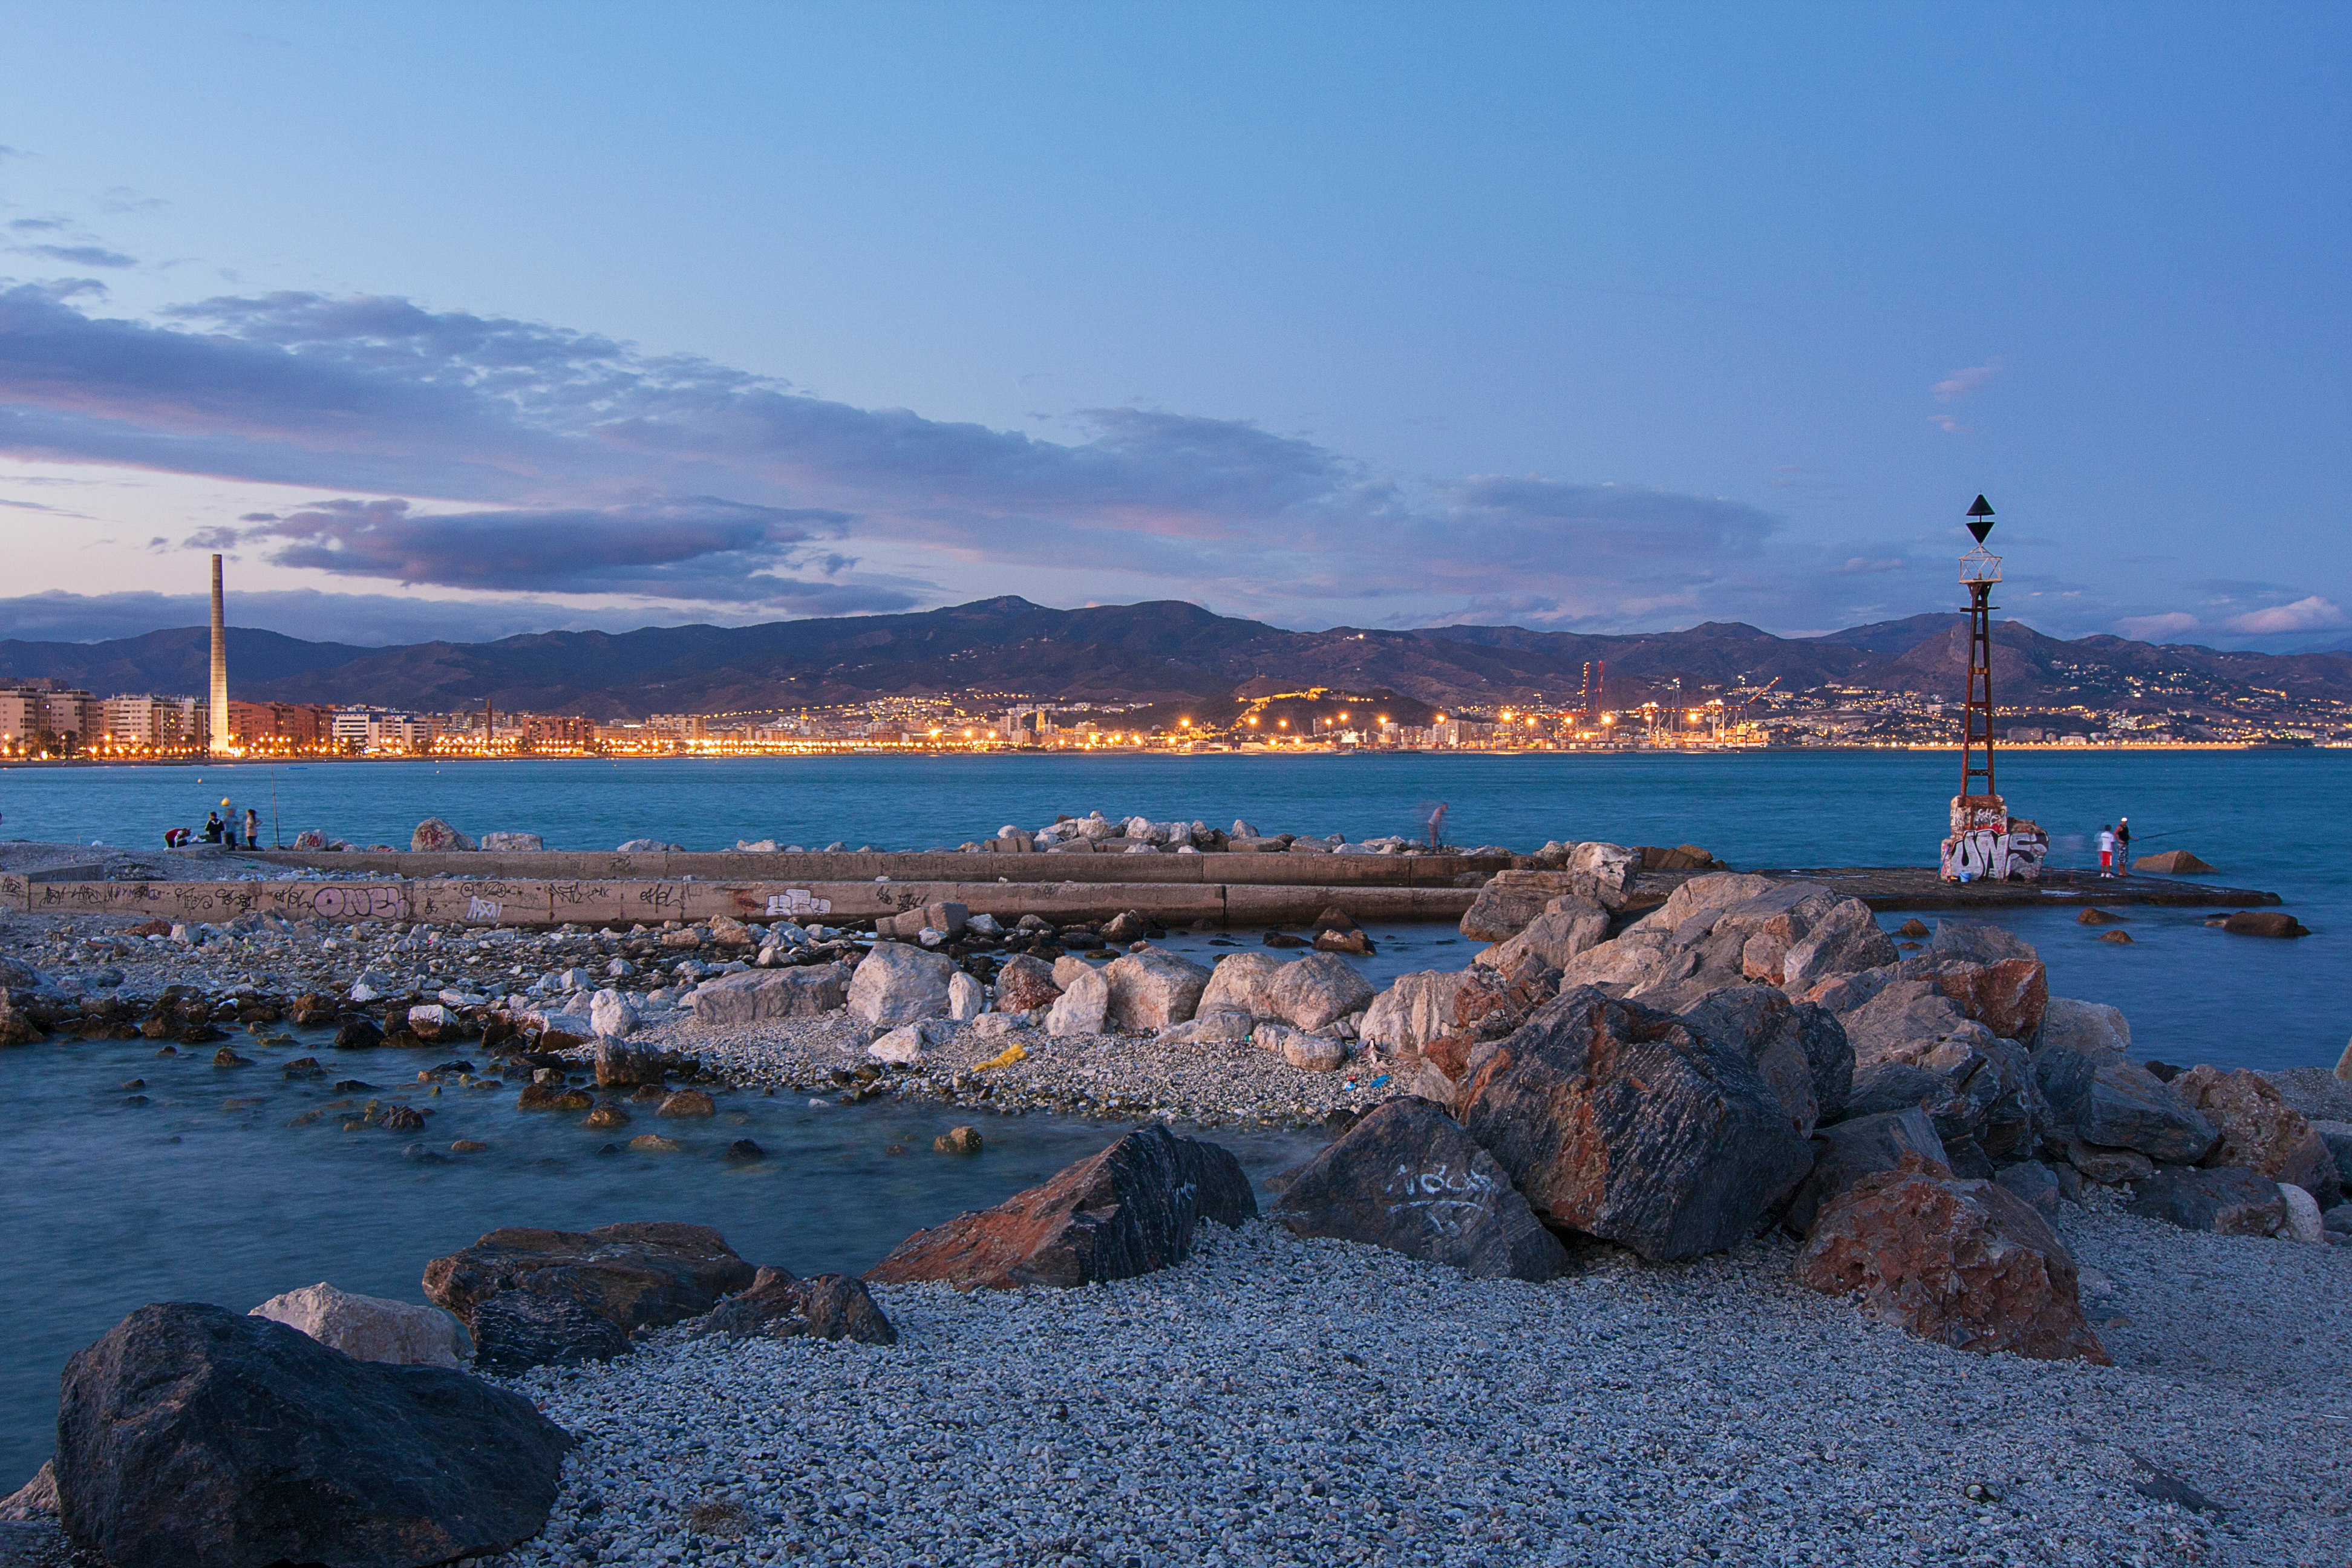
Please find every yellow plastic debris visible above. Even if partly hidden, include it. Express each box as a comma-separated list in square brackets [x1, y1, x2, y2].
[975, 1041, 1028, 1071]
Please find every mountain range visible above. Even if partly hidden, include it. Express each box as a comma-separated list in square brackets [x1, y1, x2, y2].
[3, 598, 2348, 720]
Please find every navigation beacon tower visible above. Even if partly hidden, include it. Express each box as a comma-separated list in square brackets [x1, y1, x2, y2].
[1939, 496, 2046, 881]
[207, 553, 232, 757]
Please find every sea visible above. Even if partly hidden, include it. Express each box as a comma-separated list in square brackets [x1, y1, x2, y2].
[1, 747, 2344, 1483]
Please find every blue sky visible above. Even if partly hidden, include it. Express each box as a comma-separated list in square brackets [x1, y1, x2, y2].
[0, 2, 2345, 648]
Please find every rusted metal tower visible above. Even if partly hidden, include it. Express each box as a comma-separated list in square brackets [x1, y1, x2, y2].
[1959, 495, 2000, 799]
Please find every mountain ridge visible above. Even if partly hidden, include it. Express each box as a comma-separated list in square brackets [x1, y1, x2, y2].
[4, 597, 2348, 720]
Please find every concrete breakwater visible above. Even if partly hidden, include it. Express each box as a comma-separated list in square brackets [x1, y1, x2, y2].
[5, 869, 1486, 930]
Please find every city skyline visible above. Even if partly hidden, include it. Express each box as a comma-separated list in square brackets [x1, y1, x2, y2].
[1, 4, 2347, 652]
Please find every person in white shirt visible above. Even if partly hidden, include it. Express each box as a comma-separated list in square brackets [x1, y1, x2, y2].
[2097, 825, 2117, 877]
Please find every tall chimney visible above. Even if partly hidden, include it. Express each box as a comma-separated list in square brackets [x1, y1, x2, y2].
[208, 553, 232, 756]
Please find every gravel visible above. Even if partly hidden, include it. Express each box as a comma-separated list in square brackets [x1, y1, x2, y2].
[638, 1011, 1382, 1129]
[477, 1198, 2348, 1568]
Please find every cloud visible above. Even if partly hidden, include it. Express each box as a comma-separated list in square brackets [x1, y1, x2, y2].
[225, 495, 909, 608]
[0, 587, 676, 645]
[1829, 555, 1909, 575]
[1932, 362, 2001, 403]
[1927, 414, 1970, 435]
[2114, 611, 2202, 641]
[12, 244, 136, 269]
[0, 281, 1963, 634]
[2221, 595, 2347, 635]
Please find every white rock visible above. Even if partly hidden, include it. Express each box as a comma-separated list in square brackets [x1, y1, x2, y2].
[967, 913, 1004, 937]
[947, 971, 986, 1022]
[406, 1003, 449, 1032]
[846, 942, 960, 1025]
[1256, 1023, 1350, 1071]
[734, 838, 780, 852]
[972, 1012, 1029, 1040]
[1198, 952, 1283, 1018]
[1047, 967, 1111, 1037]
[1157, 1009, 1254, 1045]
[1103, 949, 1212, 1032]
[1052, 955, 1098, 989]
[867, 1024, 926, 1065]
[2281, 1183, 2328, 1244]
[1266, 953, 1377, 1031]
[349, 980, 382, 1004]
[590, 988, 639, 1039]
[477, 831, 544, 852]
[249, 1283, 471, 1368]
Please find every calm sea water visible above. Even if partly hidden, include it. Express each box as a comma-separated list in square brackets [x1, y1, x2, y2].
[1, 749, 2345, 1482]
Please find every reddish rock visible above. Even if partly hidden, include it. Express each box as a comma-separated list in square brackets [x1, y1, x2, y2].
[423, 1221, 756, 1342]
[2134, 849, 2213, 874]
[1313, 929, 1374, 956]
[866, 1125, 1255, 1289]
[2172, 1065, 2340, 1204]
[1933, 958, 2048, 1041]
[1795, 1156, 2109, 1364]
[993, 953, 1062, 1013]
[1458, 987, 1814, 1262]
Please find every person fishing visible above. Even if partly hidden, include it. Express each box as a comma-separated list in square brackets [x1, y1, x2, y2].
[243, 808, 260, 849]
[2097, 823, 2117, 878]
[2115, 816, 2131, 875]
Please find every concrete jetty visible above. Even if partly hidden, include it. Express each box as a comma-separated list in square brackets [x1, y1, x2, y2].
[0, 849, 2282, 930]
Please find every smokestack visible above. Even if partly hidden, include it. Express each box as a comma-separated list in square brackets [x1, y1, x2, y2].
[208, 554, 231, 756]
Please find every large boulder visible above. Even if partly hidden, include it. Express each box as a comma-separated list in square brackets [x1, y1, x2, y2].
[1359, 970, 1478, 1068]
[866, 1125, 1255, 1289]
[2074, 1062, 2219, 1164]
[1931, 958, 2048, 1042]
[1681, 986, 1854, 1137]
[1045, 966, 1109, 1036]
[1795, 1158, 2109, 1364]
[1457, 987, 1815, 1262]
[1648, 872, 1785, 930]
[423, 1221, 756, 1371]
[2172, 1066, 2340, 1204]
[1270, 1097, 1570, 1281]
[1927, 921, 2040, 968]
[410, 817, 476, 853]
[2126, 1166, 2286, 1235]
[691, 964, 848, 1025]
[1266, 953, 1377, 1031]
[2034, 996, 2131, 1058]
[1778, 893, 1890, 991]
[1459, 881, 1552, 944]
[1406, 966, 1558, 1103]
[247, 1284, 470, 1369]
[846, 942, 960, 1026]
[688, 1267, 897, 1344]
[1102, 950, 1211, 1033]
[55, 1302, 573, 1568]
[477, 831, 543, 852]
[993, 953, 1062, 1014]
[1198, 952, 1283, 1018]
[1474, 897, 1610, 986]
[1783, 1108, 1949, 1235]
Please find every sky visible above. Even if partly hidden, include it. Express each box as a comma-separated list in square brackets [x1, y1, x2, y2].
[0, 3, 2347, 650]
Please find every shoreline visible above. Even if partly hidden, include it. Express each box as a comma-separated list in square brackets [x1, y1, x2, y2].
[0, 737, 2333, 771]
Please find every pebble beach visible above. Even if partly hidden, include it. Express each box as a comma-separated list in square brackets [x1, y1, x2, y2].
[489, 1199, 2347, 1568]
[4, 824, 2349, 1568]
